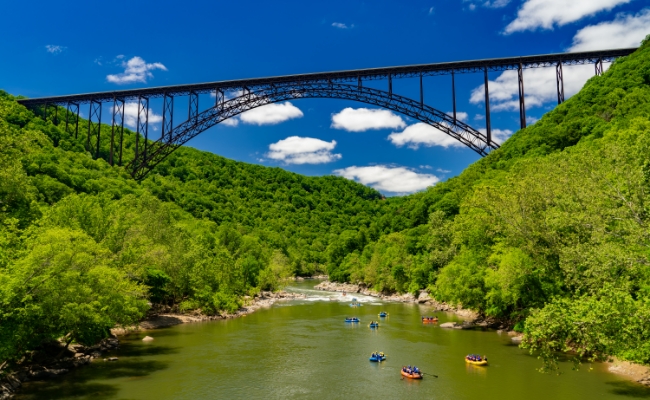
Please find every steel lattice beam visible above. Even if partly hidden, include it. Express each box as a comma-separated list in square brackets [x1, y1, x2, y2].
[110, 98, 125, 166]
[17, 48, 636, 107]
[127, 83, 497, 180]
[87, 100, 102, 158]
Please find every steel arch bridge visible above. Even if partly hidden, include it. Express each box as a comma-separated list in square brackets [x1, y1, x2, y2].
[131, 83, 493, 180]
[17, 47, 636, 180]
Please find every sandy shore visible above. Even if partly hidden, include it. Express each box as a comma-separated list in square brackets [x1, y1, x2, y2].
[607, 357, 650, 386]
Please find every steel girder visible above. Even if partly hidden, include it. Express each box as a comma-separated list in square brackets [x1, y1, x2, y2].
[17, 48, 635, 107]
[128, 83, 497, 180]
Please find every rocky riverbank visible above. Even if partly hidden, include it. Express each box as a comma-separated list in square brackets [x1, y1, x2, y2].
[313, 280, 478, 319]
[112, 290, 306, 333]
[0, 337, 120, 400]
[0, 290, 305, 399]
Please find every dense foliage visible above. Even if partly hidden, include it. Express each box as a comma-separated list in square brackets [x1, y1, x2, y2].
[1, 35, 649, 372]
[330, 36, 650, 369]
[0, 92, 391, 365]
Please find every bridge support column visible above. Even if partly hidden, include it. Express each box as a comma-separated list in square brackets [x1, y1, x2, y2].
[451, 70, 457, 123]
[66, 102, 80, 138]
[162, 93, 174, 141]
[189, 91, 199, 121]
[595, 58, 603, 76]
[43, 103, 48, 122]
[419, 73, 424, 109]
[110, 97, 124, 166]
[358, 76, 362, 92]
[136, 96, 149, 164]
[214, 89, 224, 109]
[556, 62, 565, 104]
[518, 62, 526, 129]
[484, 68, 491, 145]
[388, 74, 392, 98]
[87, 100, 102, 158]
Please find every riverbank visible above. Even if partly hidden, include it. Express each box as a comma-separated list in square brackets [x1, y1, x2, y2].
[314, 280, 478, 320]
[111, 290, 306, 334]
[0, 290, 305, 399]
[314, 281, 650, 388]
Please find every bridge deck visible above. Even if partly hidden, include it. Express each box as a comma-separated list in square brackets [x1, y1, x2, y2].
[17, 48, 636, 106]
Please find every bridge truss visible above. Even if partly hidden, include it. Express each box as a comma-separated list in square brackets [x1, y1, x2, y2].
[19, 48, 635, 180]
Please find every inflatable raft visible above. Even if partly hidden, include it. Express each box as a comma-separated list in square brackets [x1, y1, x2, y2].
[421, 317, 438, 323]
[401, 370, 423, 379]
[369, 322, 379, 328]
[378, 312, 388, 317]
[345, 318, 360, 323]
[465, 357, 488, 366]
[369, 353, 386, 362]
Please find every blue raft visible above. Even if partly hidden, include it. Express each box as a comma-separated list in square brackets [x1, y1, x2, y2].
[378, 312, 388, 317]
[369, 353, 386, 362]
[345, 317, 360, 323]
[369, 322, 379, 328]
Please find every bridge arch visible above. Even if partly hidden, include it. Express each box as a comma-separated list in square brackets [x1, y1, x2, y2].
[129, 82, 498, 180]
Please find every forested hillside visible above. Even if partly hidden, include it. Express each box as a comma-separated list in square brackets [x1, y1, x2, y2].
[2, 36, 649, 373]
[0, 91, 395, 364]
[330, 36, 650, 369]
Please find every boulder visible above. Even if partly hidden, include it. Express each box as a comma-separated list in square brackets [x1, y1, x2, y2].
[511, 336, 523, 344]
[142, 336, 154, 342]
[439, 322, 456, 328]
[108, 357, 118, 362]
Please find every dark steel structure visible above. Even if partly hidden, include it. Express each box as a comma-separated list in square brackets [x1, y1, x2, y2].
[18, 47, 635, 180]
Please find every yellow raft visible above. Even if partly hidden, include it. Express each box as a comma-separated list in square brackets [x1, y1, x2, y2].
[465, 357, 488, 366]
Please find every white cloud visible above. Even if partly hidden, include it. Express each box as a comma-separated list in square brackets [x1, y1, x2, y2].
[526, 116, 539, 124]
[267, 136, 341, 164]
[446, 111, 469, 122]
[221, 117, 240, 127]
[469, 3, 476, 10]
[429, 7, 435, 14]
[420, 165, 433, 169]
[504, 0, 631, 34]
[240, 101, 303, 125]
[333, 165, 439, 194]
[482, 0, 511, 8]
[436, 168, 451, 173]
[119, 102, 163, 129]
[332, 22, 353, 29]
[470, 64, 600, 112]
[479, 128, 514, 144]
[388, 122, 466, 149]
[106, 56, 167, 85]
[569, 9, 650, 51]
[331, 108, 406, 132]
[45, 45, 65, 54]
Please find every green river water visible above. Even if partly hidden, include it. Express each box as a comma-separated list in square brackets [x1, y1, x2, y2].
[16, 281, 650, 399]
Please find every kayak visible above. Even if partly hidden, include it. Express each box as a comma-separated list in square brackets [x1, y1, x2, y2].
[465, 358, 488, 366]
[378, 312, 388, 317]
[401, 370, 423, 379]
[369, 354, 386, 362]
[345, 318, 360, 323]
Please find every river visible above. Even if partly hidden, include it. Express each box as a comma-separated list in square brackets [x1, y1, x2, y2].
[15, 281, 650, 399]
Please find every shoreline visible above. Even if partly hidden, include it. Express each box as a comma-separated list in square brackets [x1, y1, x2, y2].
[0, 290, 305, 399]
[111, 290, 305, 334]
[314, 280, 650, 387]
[313, 280, 479, 320]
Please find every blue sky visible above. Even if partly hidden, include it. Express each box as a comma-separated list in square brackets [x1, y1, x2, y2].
[1, 0, 648, 195]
